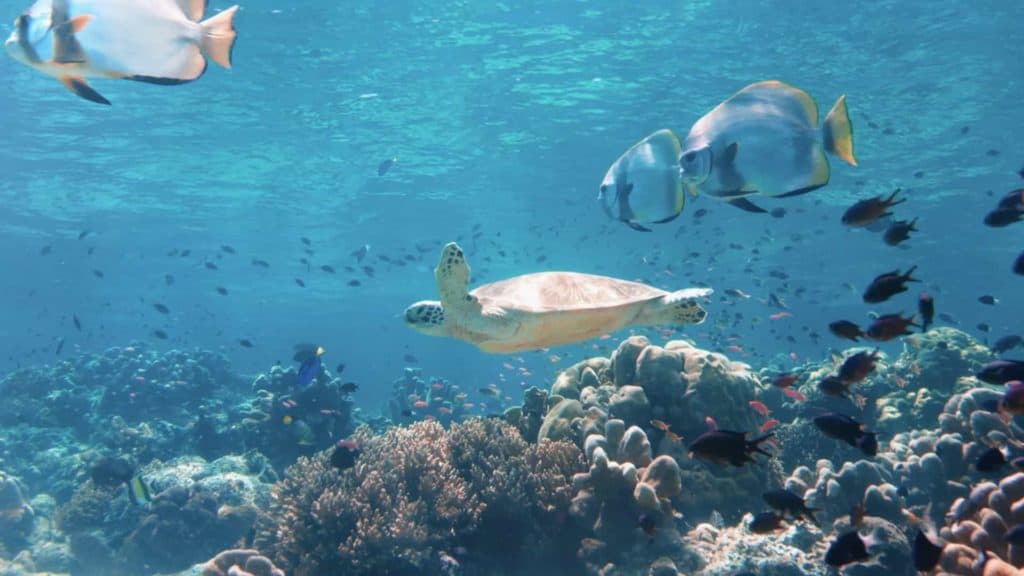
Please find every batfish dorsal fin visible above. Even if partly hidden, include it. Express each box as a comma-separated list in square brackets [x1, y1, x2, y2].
[59, 76, 110, 105]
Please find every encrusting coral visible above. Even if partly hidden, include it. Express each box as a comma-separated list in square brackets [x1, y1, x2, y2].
[200, 548, 286, 576]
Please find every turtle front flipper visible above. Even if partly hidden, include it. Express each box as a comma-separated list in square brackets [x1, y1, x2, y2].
[435, 242, 479, 313]
[635, 287, 713, 326]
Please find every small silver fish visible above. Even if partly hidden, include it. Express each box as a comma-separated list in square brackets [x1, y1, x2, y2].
[678, 80, 857, 213]
[599, 129, 689, 232]
[5, 0, 239, 105]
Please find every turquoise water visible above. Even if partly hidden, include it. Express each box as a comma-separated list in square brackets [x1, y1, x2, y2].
[1, 0, 1022, 411]
[1, 1, 1022, 440]
[0, 1, 1023, 574]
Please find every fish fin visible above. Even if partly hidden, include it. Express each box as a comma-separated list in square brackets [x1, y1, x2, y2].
[721, 141, 739, 164]
[823, 95, 857, 166]
[775, 183, 827, 198]
[174, 0, 208, 21]
[59, 76, 110, 105]
[126, 74, 200, 85]
[652, 212, 681, 224]
[199, 6, 239, 69]
[672, 182, 686, 215]
[716, 142, 748, 192]
[627, 222, 652, 232]
[50, 0, 87, 63]
[69, 14, 92, 33]
[52, 23, 88, 64]
[726, 198, 767, 213]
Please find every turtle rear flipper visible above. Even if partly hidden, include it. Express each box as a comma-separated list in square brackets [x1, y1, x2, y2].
[636, 287, 712, 326]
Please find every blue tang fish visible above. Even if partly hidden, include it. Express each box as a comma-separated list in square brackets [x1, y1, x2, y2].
[5, 0, 239, 104]
[293, 343, 325, 388]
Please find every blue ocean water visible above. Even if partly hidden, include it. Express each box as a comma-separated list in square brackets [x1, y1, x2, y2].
[0, 2, 1022, 572]
[1, 0, 1020, 410]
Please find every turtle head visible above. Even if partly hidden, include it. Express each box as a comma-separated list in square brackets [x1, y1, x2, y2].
[678, 145, 712, 189]
[404, 300, 447, 336]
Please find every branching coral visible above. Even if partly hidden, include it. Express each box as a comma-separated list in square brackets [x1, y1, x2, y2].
[256, 420, 585, 576]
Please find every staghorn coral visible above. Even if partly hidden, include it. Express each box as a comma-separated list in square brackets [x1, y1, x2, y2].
[256, 419, 584, 576]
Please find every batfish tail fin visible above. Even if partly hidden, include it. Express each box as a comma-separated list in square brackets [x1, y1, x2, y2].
[823, 95, 857, 166]
[200, 5, 239, 69]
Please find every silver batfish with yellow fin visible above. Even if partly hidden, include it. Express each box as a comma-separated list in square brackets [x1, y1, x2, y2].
[678, 80, 857, 213]
[4, 0, 239, 105]
[599, 129, 691, 232]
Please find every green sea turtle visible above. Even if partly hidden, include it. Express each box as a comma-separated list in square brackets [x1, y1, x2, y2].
[403, 242, 712, 353]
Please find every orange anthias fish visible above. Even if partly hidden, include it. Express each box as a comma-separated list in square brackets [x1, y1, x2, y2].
[748, 400, 771, 417]
[5, 0, 239, 105]
[781, 388, 807, 402]
[760, 418, 780, 433]
[650, 419, 683, 443]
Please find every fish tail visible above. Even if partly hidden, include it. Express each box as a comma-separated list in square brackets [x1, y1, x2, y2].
[823, 95, 857, 167]
[199, 6, 239, 69]
[802, 508, 822, 527]
[750, 432, 775, 456]
[885, 188, 905, 207]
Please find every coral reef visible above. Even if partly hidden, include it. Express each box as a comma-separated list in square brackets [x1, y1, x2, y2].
[939, 473, 1024, 574]
[0, 473, 35, 552]
[0, 327, 1014, 576]
[256, 419, 585, 576]
[384, 367, 480, 427]
[537, 336, 772, 518]
[199, 548, 286, 576]
[55, 454, 272, 575]
[570, 419, 686, 573]
[242, 364, 355, 470]
[0, 345, 252, 499]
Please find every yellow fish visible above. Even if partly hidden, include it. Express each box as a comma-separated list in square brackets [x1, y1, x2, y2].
[5, 0, 239, 104]
[678, 80, 857, 213]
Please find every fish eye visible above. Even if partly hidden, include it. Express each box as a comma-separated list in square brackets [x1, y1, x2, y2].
[599, 184, 607, 194]
[682, 152, 697, 163]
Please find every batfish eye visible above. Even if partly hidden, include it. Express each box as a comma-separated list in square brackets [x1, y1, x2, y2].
[599, 184, 607, 193]
[682, 152, 697, 163]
